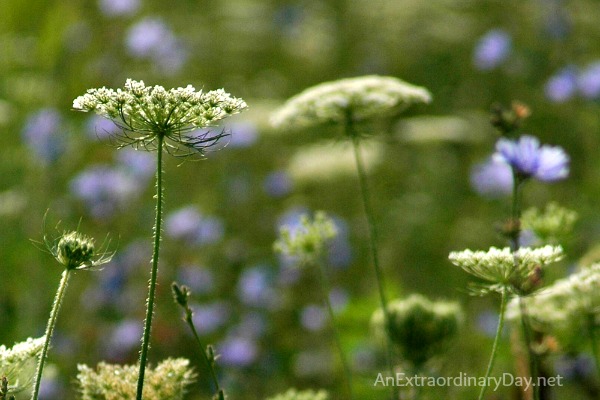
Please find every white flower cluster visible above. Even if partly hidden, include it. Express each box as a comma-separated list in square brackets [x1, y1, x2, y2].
[271, 75, 432, 129]
[448, 245, 564, 291]
[0, 336, 45, 393]
[73, 79, 247, 151]
[266, 388, 329, 400]
[77, 358, 195, 400]
[508, 264, 600, 349]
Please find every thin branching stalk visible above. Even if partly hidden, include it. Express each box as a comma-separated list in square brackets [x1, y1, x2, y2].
[136, 133, 165, 400]
[314, 260, 353, 399]
[31, 269, 71, 400]
[348, 124, 396, 399]
[477, 289, 508, 400]
[183, 309, 224, 400]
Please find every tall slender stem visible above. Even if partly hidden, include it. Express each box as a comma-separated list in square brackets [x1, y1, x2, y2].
[136, 134, 165, 400]
[183, 312, 224, 400]
[510, 174, 540, 400]
[349, 129, 397, 400]
[477, 289, 508, 400]
[31, 269, 71, 400]
[587, 313, 600, 383]
[315, 260, 353, 399]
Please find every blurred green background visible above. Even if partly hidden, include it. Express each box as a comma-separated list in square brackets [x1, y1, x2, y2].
[1, 0, 600, 398]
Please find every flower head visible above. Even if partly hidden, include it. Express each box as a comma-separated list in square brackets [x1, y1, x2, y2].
[470, 156, 514, 198]
[271, 75, 431, 130]
[0, 337, 44, 395]
[371, 294, 462, 368]
[73, 79, 247, 155]
[77, 358, 195, 400]
[473, 29, 511, 70]
[494, 135, 569, 182]
[44, 230, 113, 271]
[266, 388, 330, 400]
[448, 245, 564, 294]
[274, 211, 338, 266]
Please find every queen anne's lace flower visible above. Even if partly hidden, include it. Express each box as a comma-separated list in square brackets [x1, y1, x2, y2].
[0, 337, 44, 394]
[77, 358, 195, 400]
[270, 75, 431, 129]
[494, 135, 570, 182]
[266, 389, 329, 400]
[448, 245, 564, 293]
[73, 79, 247, 154]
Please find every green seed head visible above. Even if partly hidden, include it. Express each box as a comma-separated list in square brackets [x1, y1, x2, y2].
[57, 231, 95, 270]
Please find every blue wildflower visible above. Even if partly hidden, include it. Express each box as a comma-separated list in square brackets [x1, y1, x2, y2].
[545, 67, 578, 103]
[98, 0, 140, 17]
[22, 108, 65, 164]
[494, 135, 569, 182]
[218, 336, 258, 367]
[578, 61, 600, 99]
[473, 29, 511, 70]
[470, 157, 514, 198]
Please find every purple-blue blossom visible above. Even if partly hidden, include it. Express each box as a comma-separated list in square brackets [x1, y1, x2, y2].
[191, 301, 231, 335]
[494, 135, 569, 182]
[263, 171, 293, 198]
[116, 148, 156, 179]
[125, 17, 187, 74]
[70, 165, 143, 218]
[545, 67, 577, 103]
[473, 29, 511, 70]
[22, 108, 65, 164]
[98, 0, 140, 17]
[176, 264, 215, 295]
[165, 206, 224, 246]
[577, 61, 600, 99]
[470, 157, 513, 198]
[218, 336, 258, 367]
[86, 114, 119, 140]
[300, 304, 327, 332]
[237, 266, 278, 309]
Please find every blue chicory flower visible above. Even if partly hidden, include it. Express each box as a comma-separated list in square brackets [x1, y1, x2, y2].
[494, 135, 569, 182]
[470, 156, 514, 198]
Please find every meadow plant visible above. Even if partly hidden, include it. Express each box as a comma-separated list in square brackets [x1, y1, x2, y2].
[449, 102, 570, 400]
[0, 337, 44, 398]
[31, 230, 112, 400]
[171, 282, 224, 400]
[73, 79, 246, 400]
[265, 389, 329, 400]
[272, 76, 431, 399]
[274, 212, 353, 398]
[371, 294, 462, 370]
[76, 358, 195, 400]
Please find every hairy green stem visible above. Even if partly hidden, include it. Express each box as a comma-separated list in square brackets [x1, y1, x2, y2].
[477, 289, 508, 400]
[31, 269, 71, 400]
[183, 311, 224, 400]
[136, 134, 165, 400]
[349, 131, 397, 400]
[315, 260, 354, 399]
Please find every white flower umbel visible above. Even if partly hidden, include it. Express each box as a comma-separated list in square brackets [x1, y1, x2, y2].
[0, 337, 44, 395]
[73, 79, 247, 153]
[77, 358, 195, 400]
[271, 75, 431, 129]
[448, 245, 564, 293]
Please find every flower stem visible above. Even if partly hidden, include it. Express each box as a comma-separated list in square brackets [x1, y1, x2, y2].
[136, 133, 165, 400]
[349, 131, 397, 400]
[587, 313, 600, 383]
[518, 297, 540, 400]
[183, 311, 224, 400]
[315, 260, 353, 399]
[31, 269, 71, 400]
[477, 289, 508, 400]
